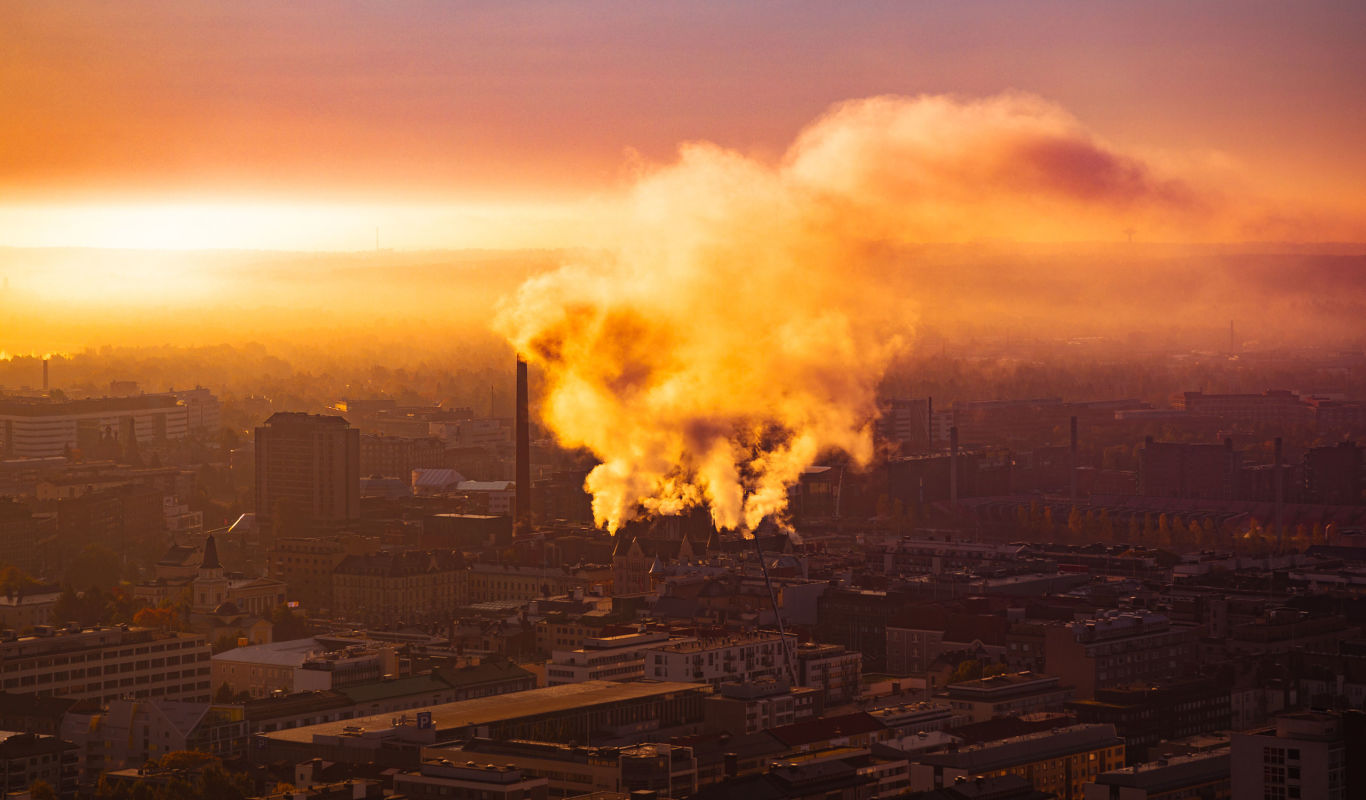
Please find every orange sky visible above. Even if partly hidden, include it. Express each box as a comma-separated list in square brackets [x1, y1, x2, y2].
[3, 1, 1366, 248]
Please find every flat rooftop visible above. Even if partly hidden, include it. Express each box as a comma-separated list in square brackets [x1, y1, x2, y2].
[263, 680, 708, 744]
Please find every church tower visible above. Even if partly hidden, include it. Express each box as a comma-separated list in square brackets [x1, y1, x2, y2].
[192, 535, 229, 613]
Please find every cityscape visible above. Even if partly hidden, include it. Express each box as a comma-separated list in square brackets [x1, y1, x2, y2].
[3, 3, 1366, 800]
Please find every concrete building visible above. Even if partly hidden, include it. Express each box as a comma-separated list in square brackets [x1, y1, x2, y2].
[0, 395, 189, 458]
[1043, 613, 1198, 700]
[1068, 678, 1230, 763]
[62, 699, 247, 786]
[1230, 711, 1363, 800]
[909, 723, 1125, 800]
[793, 643, 862, 706]
[466, 563, 606, 605]
[437, 739, 699, 800]
[546, 631, 677, 686]
[332, 550, 464, 625]
[0, 731, 78, 800]
[255, 412, 360, 535]
[1181, 390, 1313, 427]
[703, 680, 820, 735]
[1138, 438, 1240, 500]
[939, 672, 1074, 723]
[268, 536, 373, 611]
[0, 589, 60, 631]
[1082, 748, 1230, 800]
[647, 632, 796, 688]
[254, 681, 712, 767]
[394, 760, 549, 800]
[0, 626, 211, 704]
[210, 636, 397, 698]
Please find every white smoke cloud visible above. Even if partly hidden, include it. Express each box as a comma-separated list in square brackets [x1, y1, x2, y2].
[498, 92, 1216, 533]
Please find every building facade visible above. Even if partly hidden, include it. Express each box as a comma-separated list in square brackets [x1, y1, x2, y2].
[255, 412, 360, 535]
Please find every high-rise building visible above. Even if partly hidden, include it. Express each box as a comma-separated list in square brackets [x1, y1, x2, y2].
[254, 413, 360, 536]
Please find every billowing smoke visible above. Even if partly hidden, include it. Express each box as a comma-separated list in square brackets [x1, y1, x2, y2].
[497, 92, 1215, 533]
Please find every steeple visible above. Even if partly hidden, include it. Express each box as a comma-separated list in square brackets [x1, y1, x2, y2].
[201, 534, 221, 570]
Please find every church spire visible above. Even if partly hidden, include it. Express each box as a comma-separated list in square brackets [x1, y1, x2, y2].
[201, 534, 221, 570]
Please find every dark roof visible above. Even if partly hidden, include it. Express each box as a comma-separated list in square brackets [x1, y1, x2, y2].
[243, 690, 353, 721]
[434, 659, 535, 690]
[201, 535, 221, 570]
[335, 550, 461, 577]
[766, 713, 884, 747]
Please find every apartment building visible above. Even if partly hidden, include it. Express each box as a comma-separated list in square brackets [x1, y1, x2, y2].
[0, 626, 211, 704]
[647, 632, 796, 688]
[546, 631, 677, 685]
[1044, 612, 1198, 699]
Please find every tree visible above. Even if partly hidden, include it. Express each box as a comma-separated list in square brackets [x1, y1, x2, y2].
[948, 659, 983, 684]
[133, 606, 179, 630]
[29, 779, 57, 800]
[269, 604, 309, 641]
[64, 544, 121, 591]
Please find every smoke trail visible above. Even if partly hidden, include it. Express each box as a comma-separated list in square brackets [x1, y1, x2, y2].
[498, 92, 1209, 533]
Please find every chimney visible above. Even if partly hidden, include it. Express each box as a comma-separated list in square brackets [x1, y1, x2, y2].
[1069, 415, 1078, 504]
[1274, 436, 1284, 549]
[926, 396, 933, 443]
[724, 752, 739, 779]
[42, 359, 48, 392]
[516, 357, 531, 534]
[949, 426, 959, 506]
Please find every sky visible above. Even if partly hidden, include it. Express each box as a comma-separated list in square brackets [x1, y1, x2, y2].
[3, 0, 1366, 250]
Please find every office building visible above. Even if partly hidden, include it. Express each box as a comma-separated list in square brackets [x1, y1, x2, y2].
[255, 412, 360, 535]
[0, 395, 189, 459]
[0, 626, 211, 704]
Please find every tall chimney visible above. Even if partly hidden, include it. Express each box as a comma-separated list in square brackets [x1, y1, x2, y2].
[1274, 436, 1284, 549]
[1069, 415, 1078, 504]
[926, 396, 933, 445]
[516, 357, 530, 534]
[949, 426, 959, 506]
[42, 359, 48, 392]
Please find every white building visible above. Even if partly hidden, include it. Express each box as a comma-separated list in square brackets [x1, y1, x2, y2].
[647, 632, 796, 687]
[0, 396, 190, 458]
[1231, 712, 1348, 800]
[210, 636, 397, 698]
[546, 631, 681, 686]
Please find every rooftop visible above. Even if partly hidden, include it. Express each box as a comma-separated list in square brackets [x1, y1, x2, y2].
[263, 680, 708, 744]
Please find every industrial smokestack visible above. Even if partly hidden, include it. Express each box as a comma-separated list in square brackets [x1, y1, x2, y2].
[42, 359, 48, 392]
[949, 426, 959, 506]
[1069, 415, 1078, 504]
[516, 357, 530, 534]
[926, 396, 933, 445]
[1274, 436, 1284, 549]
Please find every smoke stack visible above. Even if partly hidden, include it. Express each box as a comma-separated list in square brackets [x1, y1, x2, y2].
[949, 426, 959, 506]
[926, 396, 933, 444]
[516, 357, 530, 534]
[1274, 436, 1284, 549]
[42, 359, 48, 392]
[1069, 415, 1078, 504]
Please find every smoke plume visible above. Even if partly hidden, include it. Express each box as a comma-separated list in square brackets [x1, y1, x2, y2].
[497, 92, 1221, 533]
